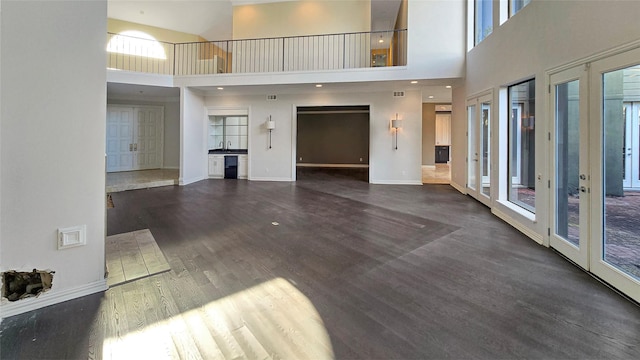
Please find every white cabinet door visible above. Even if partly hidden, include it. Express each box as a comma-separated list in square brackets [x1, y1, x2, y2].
[208, 155, 224, 178]
[238, 155, 248, 179]
[435, 113, 451, 145]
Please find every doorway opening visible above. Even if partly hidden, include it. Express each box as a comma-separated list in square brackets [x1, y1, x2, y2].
[296, 105, 370, 182]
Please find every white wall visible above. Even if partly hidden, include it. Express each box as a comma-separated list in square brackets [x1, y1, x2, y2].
[232, 0, 371, 39]
[1, 0, 107, 317]
[202, 89, 423, 184]
[180, 87, 207, 185]
[459, 0, 640, 241]
[407, 0, 465, 79]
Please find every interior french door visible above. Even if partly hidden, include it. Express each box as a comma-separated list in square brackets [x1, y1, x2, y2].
[467, 94, 492, 206]
[551, 46, 640, 303]
[106, 105, 163, 172]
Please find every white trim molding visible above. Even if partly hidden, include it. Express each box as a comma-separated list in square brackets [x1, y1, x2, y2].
[0, 280, 107, 320]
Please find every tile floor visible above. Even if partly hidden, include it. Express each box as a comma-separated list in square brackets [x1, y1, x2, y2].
[421, 164, 451, 184]
[106, 169, 179, 193]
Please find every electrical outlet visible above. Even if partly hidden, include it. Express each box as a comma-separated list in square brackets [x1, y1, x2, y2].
[299, 157, 303, 161]
[359, 158, 363, 162]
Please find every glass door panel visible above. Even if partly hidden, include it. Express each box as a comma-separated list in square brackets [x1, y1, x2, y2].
[550, 67, 589, 269]
[602, 65, 640, 282]
[589, 49, 640, 303]
[480, 100, 491, 198]
[467, 104, 477, 194]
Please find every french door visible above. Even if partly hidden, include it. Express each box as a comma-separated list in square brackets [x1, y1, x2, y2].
[467, 94, 492, 206]
[550, 46, 640, 303]
[623, 102, 640, 189]
[550, 66, 589, 268]
[106, 105, 164, 172]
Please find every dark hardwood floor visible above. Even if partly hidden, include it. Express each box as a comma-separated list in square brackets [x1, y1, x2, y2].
[2, 175, 640, 359]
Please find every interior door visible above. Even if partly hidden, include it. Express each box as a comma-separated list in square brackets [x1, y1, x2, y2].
[135, 107, 163, 170]
[106, 105, 163, 172]
[550, 65, 589, 269]
[106, 107, 135, 172]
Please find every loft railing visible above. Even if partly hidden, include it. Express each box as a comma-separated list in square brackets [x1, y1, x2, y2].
[107, 29, 407, 76]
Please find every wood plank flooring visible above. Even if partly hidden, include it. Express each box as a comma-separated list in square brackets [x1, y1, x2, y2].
[106, 229, 171, 287]
[2, 175, 640, 359]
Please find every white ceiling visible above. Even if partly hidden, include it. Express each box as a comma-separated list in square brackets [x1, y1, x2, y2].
[108, 0, 402, 41]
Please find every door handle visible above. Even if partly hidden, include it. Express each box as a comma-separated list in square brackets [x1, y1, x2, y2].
[129, 143, 133, 151]
[580, 186, 587, 193]
[134, 143, 138, 151]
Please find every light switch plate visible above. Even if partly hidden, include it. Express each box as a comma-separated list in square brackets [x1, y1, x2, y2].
[58, 225, 86, 250]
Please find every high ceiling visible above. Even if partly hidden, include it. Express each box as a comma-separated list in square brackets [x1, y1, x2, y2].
[108, 0, 402, 41]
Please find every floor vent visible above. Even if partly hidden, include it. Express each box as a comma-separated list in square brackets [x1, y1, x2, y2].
[393, 91, 405, 97]
[267, 95, 277, 101]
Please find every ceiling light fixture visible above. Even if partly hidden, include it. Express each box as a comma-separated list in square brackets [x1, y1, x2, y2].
[445, 85, 452, 89]
[428, 95, 434, 99]
[315, 84, 323, 88]
[217, 87, 224, 90]
[410, 81, 418, 84]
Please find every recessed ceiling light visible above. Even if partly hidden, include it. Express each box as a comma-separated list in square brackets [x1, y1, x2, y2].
[445, 85, 452, 89]
[410, 81, 418, 84]
[428, 95, 434, 99]
[378, 39, 384, 43]
[217, 87, 224, 90]
[315, 84, 323, 88]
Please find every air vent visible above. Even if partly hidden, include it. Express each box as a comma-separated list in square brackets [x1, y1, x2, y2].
[393, 91, 405, 97]
[267, 95, 277, 101]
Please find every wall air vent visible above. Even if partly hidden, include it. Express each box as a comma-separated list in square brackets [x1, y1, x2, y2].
[393, 91, 405, 97]
[267, 95, 277, 101]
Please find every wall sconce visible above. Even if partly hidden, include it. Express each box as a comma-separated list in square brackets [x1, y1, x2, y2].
[391, 113, 402, 150]
[266, 115, 276, 149]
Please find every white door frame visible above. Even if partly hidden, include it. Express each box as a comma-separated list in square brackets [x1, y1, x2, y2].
[549, 65, 590, 269]
[466, 101, 478, 196]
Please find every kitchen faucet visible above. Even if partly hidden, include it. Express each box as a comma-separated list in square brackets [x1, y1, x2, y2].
[219, 141, 224, 149]
[227, 140, 232, 150]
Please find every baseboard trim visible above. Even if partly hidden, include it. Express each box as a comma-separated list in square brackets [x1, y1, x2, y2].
[450, 181, 466, 194]
[369, 180, 423, 185]
[0, 279, 108, 320]
[179, 175, 205, 186]
[162, 166, 179, 170]
[249, 177, 294, 182]
[492, 207, 544, 245]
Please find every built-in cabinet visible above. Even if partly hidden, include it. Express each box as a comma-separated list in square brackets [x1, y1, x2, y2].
[435, 113, 451, 145]
[208, 154, 247, 179]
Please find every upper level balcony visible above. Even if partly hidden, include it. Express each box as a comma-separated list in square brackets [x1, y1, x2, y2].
[106, 30, 407, 77]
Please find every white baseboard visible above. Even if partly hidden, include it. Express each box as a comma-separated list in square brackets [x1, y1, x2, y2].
[0, 279, 107, 320]
[370, 180, 423, 185]
[162, 166, 179, 170]
[179, 175, 205, 186]
[249, 177, 294, 182]
[450, 181, 467, 194]
[492, 207, 544, 245]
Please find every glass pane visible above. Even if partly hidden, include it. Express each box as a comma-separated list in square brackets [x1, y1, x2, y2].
[602, 64, 640, 281]
[481, 102, 491, 197]
[474, 0, 493, 45]
[508, 79, 536, 212]
[468, 105, 477, 191]
[555, 80, 580, 246]
[510, 0, 531, 17]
